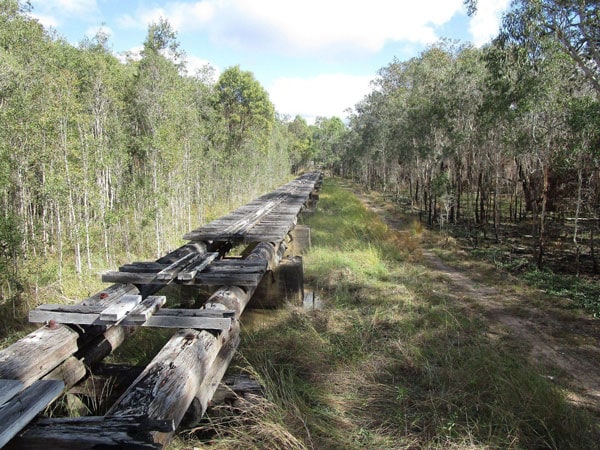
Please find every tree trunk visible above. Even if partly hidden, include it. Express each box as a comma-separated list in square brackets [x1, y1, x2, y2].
[573, 161, 583, 276]
[493, 153, 501, 242]
[591, 224, 598, 274]
[537, 163, 550, 269]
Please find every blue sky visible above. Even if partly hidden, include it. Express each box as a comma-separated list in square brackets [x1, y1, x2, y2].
[28, 0, 511, 123]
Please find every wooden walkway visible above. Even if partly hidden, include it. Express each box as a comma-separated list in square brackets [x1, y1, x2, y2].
[0, 172, 322, 449]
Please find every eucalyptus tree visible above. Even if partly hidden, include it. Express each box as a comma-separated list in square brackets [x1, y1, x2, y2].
[211, 66, 279, 204]
[495, 0, 600, 96]
[445, 46, 488, 225]
[77, 32, 131, 267]
[214, 65, 275, 156]
[346, 89, 393, 188]
[125, 19, 189, 257]
[312, 116, 347, 170]
[287, 115, 314, 173]
[486, 20, 593, 266]
[0, 0, 55, 285]
[565, 87, 600, 273]
[398, 46, 455, 225]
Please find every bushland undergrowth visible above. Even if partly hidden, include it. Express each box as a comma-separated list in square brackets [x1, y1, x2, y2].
[424, 219, 600, 317]
[172, 178, 598, 449]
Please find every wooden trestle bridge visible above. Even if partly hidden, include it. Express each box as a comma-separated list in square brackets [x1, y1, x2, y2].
[0, 172, 323, 449]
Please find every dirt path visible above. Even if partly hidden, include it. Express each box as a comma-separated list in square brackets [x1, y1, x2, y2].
[357, 191, 600, 415]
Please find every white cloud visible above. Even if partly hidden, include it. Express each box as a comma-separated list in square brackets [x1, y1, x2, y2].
[118, 0, 466, 54]
[269, 74, 373, 122]
[54, 0, 98, 17]
[118, 2, 215, 32]
[30, 0, 99, 24]
[468, 0, 511, 46]
[29, 13, 59, 28]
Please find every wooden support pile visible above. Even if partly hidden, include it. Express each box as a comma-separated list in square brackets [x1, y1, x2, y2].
[0, 172, 322, 449]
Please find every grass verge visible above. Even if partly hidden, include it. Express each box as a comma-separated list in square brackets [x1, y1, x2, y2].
[172, 178, 598, 449]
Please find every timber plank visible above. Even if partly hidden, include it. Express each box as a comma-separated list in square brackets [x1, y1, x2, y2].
[8, 415, 172, 449]
[30, 310, 101, 326]
[156, 253, 197, 281]
[100, 294, 142, 321]
[101, 271, 159, 284]
[126, 296, 167, 324]
[0, 380, 23, 406]
[153, 309, 235, 318]
[140, 316, 231, 330]
[29, 301, 234, 329]
[200, 265, 265, 274]
[81, 283, 139, 307]
[0, 379, 64, 448]
[177, 252, 219, 281]
[209, 259, 267, 269]
[194, 273, 264, 286]
[118, 262, 167, 273]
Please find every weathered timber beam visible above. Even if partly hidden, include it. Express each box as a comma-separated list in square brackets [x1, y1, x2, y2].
[30, 301, 235, 331]
[0, 325, 79, 388]
[105, 327, 227, 447]
[0, 379, 64, 448]
[6, 416, 173, 450]
[183, 321, 241, 426]
[208, 373, 264, 407]
[0, 380, 23, 406]
[41, 326, 134, 392]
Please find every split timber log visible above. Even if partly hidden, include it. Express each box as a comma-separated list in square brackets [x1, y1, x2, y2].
[208, 374, 264, 406]
[0, 380, 23, 405]
[103, 242, 282, 447]
[34, 323, 136, 394]
[4, 416, 174, 450]
[182, 321, 241, 426]
[0, 380, 65, 448]
[0, 325, 79, 389]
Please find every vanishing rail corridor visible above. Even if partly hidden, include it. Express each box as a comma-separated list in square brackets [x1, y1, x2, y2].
[0, 172, 322, 449]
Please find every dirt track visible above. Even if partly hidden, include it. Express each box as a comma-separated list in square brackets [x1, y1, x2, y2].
[357, 190, 600, 415]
